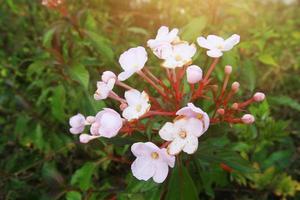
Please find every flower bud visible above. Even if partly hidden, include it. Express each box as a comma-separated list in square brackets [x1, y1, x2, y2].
[217, 108, 225, 115]
[232, 103, 239, 110]
[231, 82, 240, 92]
[186, 65, 203, 84]
[120, 102, 128, 111]
[241, 114, 255, 124]
[85, 116, 95, 125]
[224, 65, 232, 75]
[79, 134, 98, 144]
[69, 114, 85, 134]
[253, 92, 265, 102]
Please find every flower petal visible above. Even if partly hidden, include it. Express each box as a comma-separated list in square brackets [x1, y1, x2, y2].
[168, 138, 186, 155]
[186, 118, 204, 137]
[131, 142, 159, 157]
[124, 89, 141, 105]
[160, 148, 176, 168]
[122, 106, 139, 121]
[153, 161, 169, 183]
[131, 157, 155, 181]
[223, 34, 240, 51]
[118, 71, 134, 81]
[159, 122, 176, 141]
[182, 135, 198, 154]
[207, 49, 223, 58]
[197, 36, 214, 49]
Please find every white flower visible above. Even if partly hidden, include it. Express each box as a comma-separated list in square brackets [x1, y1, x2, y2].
[197, 34, 240, 58]
[118, 46, 148, 81]
[176, 103, 210, 132]
[131, 142, 175, 183]
[94, 71, 116, 100]
[122, 89, 151, 121]
[159, 118, 204, 155]
[162, 42, 196, 69]
[147, 26, 179, 59]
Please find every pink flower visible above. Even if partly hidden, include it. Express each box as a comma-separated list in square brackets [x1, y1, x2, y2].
[131, 142, 175, 183]
[176, 103, 210, 132]
[69, 114, 85, 134]
[241, 114, 255, 124]
[147, 26, 179, 59]
[118, 47, 148, 81]
[79, 108, 123, 143]
[94, 71, 116, 100]
[42, 0, 63, 7]
[186, 65, 203, 84]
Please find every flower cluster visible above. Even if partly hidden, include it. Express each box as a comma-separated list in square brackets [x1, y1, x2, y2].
[69, 26, 265, 183]
[41, 0, 63, 8]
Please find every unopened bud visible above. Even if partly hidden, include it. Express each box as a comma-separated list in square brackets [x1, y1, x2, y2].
[217, 108, 225, 115]
[85, 116, 95, 125]
[186, 65, 203, 84]
[253, 92, 265, 102]
[232, 103, 239, 110]
[120, 102, 128, 111]
[224, 65, 232, 75]
[231, 82, 240, 92]
[241, 114, 255, 124]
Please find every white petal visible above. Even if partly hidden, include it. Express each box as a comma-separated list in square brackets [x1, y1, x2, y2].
[70, 126, 84, 134]
[168, 138, 186, 155]
[122, 106, 139, 121]
[118, 71, 134, 81]
[156, 26, 169, 38]
[159, 122, 176, 141]
[202, 112, 210, 132]
[160, 148, 176, 168]
[124, 89, 141, 105]
[131, 142, 159, 157]
[207, 49, 223, 58]
[207, 35, 225, 47]
[223, 34, 240, 51]
[186, 118, 204, 137]
[182, 135, 198, 154]
[197, 36, 214, 49]
[131, 157, 155, 181]
[153, 161, 169, 183]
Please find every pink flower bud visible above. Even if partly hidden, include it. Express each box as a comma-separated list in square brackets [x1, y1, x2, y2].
[120, 102, 128, 111]
[231, 82, 240, 92]
[232, 103, 239, 110]
[224, 65, 232, 75]
[253, 92, 265, 102]
[101, 71, 116, 83]
[186, 65, 203, 84]
[79, 134, 99, 144]
[69, 114, 85, 134]
[85, 116, 95, 125]
[241, 114, 255, 124]
[217, 108, 225, 115]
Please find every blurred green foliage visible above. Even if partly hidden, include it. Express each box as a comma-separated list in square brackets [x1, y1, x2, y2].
[0, 0, 299, 199]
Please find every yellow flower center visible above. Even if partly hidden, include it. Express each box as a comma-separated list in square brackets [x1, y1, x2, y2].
[197, 114, 203, 120]
[217, 44, 224, 50]
[179, 130, 187, 138]
[151, 152, 159, 159]
[135, 104, 142, 112]
[175, 54, 182, 61]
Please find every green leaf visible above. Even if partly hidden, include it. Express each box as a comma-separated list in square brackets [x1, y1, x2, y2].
[69, 63, 90, 90]
[268, 95, 300, 112]
[66, 191, 82, 200]
[71, 162, 97, 191]
[181, 17, 206, 41]
[127, 27, 149, 36]
[258, 54, 278, 67]
[43, 28, 56, 48]
[51, 85, 66, 122]
[165, 165, 199, 200]
[85, 31, 115, 64]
